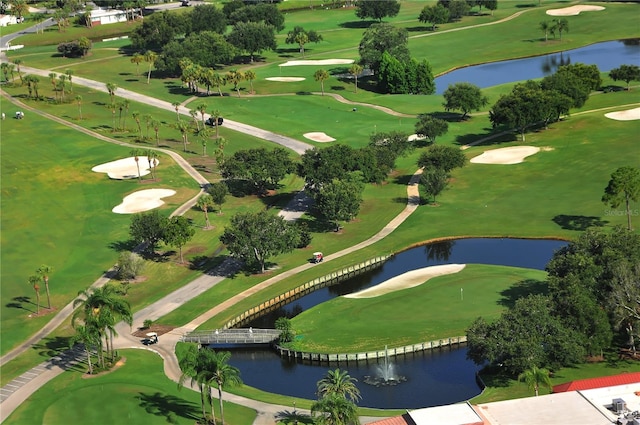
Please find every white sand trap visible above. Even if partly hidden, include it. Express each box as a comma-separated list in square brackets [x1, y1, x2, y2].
[304, 132, 336, 142]
[546, 5, 604, 16]
[92, 156, 158, 180]
[265, 77, 306, 82]
[112, 189, 176, 214]
[470, 146, 540, 165]
[280, 59, 355, 67]
[345, 264, 466, 299]
[605, 107, 640, 121]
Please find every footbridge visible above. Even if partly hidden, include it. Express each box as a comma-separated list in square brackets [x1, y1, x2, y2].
[180, 328, 281, 345]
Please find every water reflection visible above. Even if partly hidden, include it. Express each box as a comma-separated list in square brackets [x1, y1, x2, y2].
[435, 39, 640, 93]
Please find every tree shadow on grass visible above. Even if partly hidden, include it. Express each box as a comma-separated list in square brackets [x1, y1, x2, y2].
[276, 409, 314, 425]
[6, 296, 36, 313]
[477, 365, 515, 388]
[338, 20, 376, 29]
[32, 335, 74, 359]
[108, 239, 138, 253]
[497, 279, 548, 308]
[454, 130, 517, 147]
[138, 391, 200, 423]
[552, 215, 608, 231]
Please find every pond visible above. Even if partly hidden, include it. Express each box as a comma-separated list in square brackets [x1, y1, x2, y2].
[222, 238, 568, 409]
[434, 39, 640, 94]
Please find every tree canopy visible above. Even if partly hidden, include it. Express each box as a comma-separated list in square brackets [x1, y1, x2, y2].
[602, 166, 640, 230]
[221, 147, 295, 195]
[219, 211, 301, 273]
[314, 176, 365, 231]
[355, 0, 401, 22]
[414, 114, 449, 144]
[358, 23, 409, 74]
[418, 4, 449, 31]
[417, 144, 466, 173]
[442, 82, 488, 118]
[610, 64, 640, 90]
[227, 21, 277, 62]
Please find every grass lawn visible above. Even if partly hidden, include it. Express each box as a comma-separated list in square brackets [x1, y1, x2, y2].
[3, 349, 257, 425]
[288, 265, 547, 353]
[0, 93, 200, 356]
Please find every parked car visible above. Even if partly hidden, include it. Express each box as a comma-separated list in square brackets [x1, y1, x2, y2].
[205, 117, 224, 126]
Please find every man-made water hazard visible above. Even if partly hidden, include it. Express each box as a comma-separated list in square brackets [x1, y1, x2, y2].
[221, 238, 567, 409]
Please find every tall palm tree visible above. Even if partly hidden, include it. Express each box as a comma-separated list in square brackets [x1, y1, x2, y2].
[178, 345, 209, 422]
[131, 53, 144, 75]
[151, 119, 161, 146]
[189, 109, 200, 131]
[146, 150, 158, 180]
[144, 50, 158, 84]
[36, 265, 53, 309]
[142, 113, 153, 139]
[48, 72, 58, 101]
[12, 59, 23, 84]
[555, 18, 569, 40]
[122, 99, 131, 131]
[75, 95, 83, 120]
[314, 69, 329, 96]
[31, 75, 40, 99]
[209, 350, 242, 425]
[65, 69, 74, 91]
[210, 109, 222, 139]
[244, 69, 256, 94]
[197, 193, 215, 229]
[109, 102, 117, 132]
[130, 149, 142, 181]
[226, 69, 244, 97]
[132, 111, 142, 139]
[317, 369, 361, 402]
[176, 119, 190, 152]
[348, 64, 363, 93]
[311, 394, 359, 425]
[212, 72, 226, 97]
[58, 74, 67, 102]
[106, 82, 118, 104]
[199, 128, 211, 157]
[69, 323, 100, 375]
[196, 102, 208, 127]
[28, 275, 42, 315]
[171, 101, 181, 120]
[518, 365, 552, 396]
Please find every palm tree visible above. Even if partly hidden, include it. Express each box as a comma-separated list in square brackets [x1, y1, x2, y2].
[555, 18, 569, 40]
[226, 69, 244, 98]
[1, 63, 10, 83]
[209, 350, 242, 425]
[317, 369, 361, 402]
[13, 59, 23, 84]
[210, 109, 222, 139]
[69, 324, 100, 375]
[176, 119, 190, 152]
[244, 69, 256, 94]
[106, 82, 118, 104]
[171, 101, 181, 120]
[314, 69, 330, 96]
[58, 74, 67, 102]
[311, 394, 359, 425]
[189, 109, 200, 131]
[75, 95, 83, 120]
[212, 72, 226, 97]
[130, 149, 142, 181]
[122, 99, 131, 131]
[132, 111, 142, 139]
[131, 53, 144, 75]
[199, 128, 211, 157]
[151, 119, 161, 146]
[518, 365, 552, 396]
[65, 69, 74, 91]
[178, 345, 209, 422]
[348, 64, 363, 93]
[146, 150, 158, 180]
[31, 75, 40, 99]
[196, 102, 208, 127]
[36, 265, 54, 309]
[144, 50, 158, 84]
[197, 194, 215, 229]
[109, 102, 117, 132]
[28, 275, 42, 315]
[48, 72, 58, 101]
[539, 21, 550, 42]
[142, 113, 153, 139]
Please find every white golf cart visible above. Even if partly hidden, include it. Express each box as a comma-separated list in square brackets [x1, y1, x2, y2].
[144, 332, 158, 345]
[312, 252, 324, 264]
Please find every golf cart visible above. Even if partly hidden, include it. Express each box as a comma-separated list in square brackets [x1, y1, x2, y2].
[312, 252, 324, 264]
[143, 332, 158, 345]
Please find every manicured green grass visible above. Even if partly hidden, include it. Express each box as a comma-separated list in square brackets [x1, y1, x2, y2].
[0, 94, 200, 356]
[289, 265, 547, 353]
[3, 349, 257, 425]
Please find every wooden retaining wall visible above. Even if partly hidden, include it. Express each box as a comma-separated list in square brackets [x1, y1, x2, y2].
[274, 336, 467, 363]
[223, 255, 391, 329]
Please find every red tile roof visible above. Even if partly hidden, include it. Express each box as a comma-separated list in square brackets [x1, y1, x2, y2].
[553, 372, 640, 393]
[367, 415, 410, 425]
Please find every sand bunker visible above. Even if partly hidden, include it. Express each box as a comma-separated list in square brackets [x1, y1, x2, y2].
[345, 264, 466, 299]
[470, 146, 540, 165]
[280, 59, 355, 67]
[265, 77, 306, 82]
[92, 156, 158, 180]
[546, 5, 604, 16]
[304, 132, 336, 143]
[605, 107, 640, 121]
[112, 189, 176, 214]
